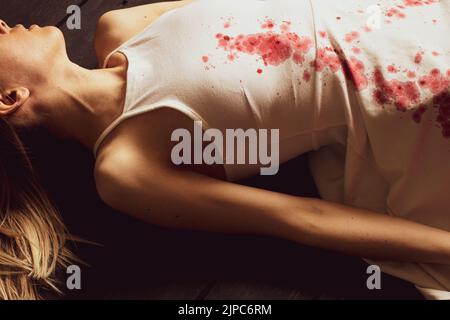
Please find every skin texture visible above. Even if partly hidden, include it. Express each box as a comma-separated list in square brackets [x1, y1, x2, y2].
[1, 1, 450, 267]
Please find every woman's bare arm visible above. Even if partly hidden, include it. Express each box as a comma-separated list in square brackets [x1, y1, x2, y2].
[95, 143, 450, 266]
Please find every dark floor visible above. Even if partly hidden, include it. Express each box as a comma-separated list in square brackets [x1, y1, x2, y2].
[1, 0, 423, 300]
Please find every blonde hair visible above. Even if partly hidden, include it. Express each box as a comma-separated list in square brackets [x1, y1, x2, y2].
[0, 118, 75, 299]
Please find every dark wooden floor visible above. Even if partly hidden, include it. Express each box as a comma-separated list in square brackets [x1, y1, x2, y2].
[1, 0, 423, 300]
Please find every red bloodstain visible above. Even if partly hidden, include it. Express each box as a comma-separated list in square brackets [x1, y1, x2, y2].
[280, 21, 292, 32]
[224, 22, 231, 29]
[312, 47, 342, 73]
[352, 47, 361, 55]
[342, 57, 368, 90]
[418, 68, 450, 94]
[261, 18, 275, 29]
[414, 51, 424, 64]
[216, 22, 313, 68]
[404, 0, 439, 6]
[344, 31, 360, 43]
[372, 68, 421, 111]
[387, 64, 399, 73]
[432, 51, 439, 56]
[319, 31, 327, 38]
[303, 70, 311, 82]
[386, 8, 406, 19]
[407, 70, 417, 78]
[202, 56, 209, 63]
[362, 25, 373, 33]
[433, 92, 450, 138]
[412, 104, 428, 123]
[257, 68, 263, 74]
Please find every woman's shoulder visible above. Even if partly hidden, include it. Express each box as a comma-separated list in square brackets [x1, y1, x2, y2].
[94, 1, 194, 66]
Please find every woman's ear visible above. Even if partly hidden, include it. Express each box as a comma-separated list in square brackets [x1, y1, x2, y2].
[0, 87, 30, 116]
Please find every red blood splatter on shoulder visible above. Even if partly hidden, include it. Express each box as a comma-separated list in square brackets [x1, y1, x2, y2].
[372, 68, 421, 111]
[418, 68, 450, 94]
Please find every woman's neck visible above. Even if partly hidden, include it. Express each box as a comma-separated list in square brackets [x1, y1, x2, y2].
[43, 60, 127, 151]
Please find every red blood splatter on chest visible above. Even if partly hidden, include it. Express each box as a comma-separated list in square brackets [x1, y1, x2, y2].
[342, 56, 369, 90]
[344, 31, 360, 43]
[303, 70, 311, 82]
[352, 47, 361, 55]
[407, 70, 417, 78]
[312, 47, 342, 73]
[404, 0, 439, 6]
[433, 92, 450, 138]
[387, 64, 399, 73]
[414, 51, 424, 64]
[261, 18, 275, 29]
[413, 91, 450, 139]
[418, 69, 450, 94]
[412, 103, 428, 123]
[216, 20, 313, 68]
[386, 8, 406, 19]
[372, 68, 421, 111]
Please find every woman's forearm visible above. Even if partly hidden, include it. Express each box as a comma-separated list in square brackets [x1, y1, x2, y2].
[276, 197, 450, 265]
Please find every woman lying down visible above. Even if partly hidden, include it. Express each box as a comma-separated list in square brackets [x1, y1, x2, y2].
[0, 0, 449, 299]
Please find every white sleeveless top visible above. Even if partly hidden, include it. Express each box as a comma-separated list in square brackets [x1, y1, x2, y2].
[93, 0, 450, 299]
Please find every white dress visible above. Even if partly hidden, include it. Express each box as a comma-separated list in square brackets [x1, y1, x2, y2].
[93, 0, 450, 299]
